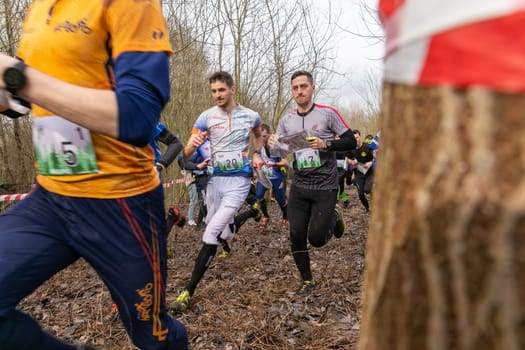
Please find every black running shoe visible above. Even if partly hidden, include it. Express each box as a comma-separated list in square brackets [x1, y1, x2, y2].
[218, 237, 231, 258]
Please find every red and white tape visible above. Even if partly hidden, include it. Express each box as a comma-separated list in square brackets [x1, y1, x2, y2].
[0, 178, 187, 202]
[163, 178, 188, 187]
[379, 0, 525, 92]
[0, 193, 28, 202]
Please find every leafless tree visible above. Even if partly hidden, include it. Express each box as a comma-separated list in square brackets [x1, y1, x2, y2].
[0, 0, 354, 199]
[0, 0, 34, 190]
[172, 0, 341, 129]
[333, 0, 383, 120]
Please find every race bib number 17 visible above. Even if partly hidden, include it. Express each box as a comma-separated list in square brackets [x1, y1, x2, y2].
[33, 116, 99, 176]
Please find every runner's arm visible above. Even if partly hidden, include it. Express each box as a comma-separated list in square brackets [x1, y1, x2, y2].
[157, 127, 183, 169]
[0, 52, 170, 147]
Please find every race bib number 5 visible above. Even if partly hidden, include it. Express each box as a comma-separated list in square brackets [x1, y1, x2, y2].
[33, 116, 99, 175]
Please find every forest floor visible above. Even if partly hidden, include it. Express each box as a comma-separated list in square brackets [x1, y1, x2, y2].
[19, 193, 370, 350]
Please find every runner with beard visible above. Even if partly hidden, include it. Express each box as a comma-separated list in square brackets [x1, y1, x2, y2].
[268, 70, 356, 297]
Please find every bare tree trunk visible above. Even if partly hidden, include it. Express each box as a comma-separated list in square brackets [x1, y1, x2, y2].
[0, 0, 33, 188]
[360, 82, 525, 350]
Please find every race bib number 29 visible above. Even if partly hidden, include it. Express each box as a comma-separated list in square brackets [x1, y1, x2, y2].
[33, 116, 99, 175]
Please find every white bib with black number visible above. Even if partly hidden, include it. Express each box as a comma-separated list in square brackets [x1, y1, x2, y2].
[213, 150, 243, 171]
[33, 116, 99, 176]
[294, 148, 321, 170]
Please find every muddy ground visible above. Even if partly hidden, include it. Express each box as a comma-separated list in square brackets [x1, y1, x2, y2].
[19, 194, 369, 349]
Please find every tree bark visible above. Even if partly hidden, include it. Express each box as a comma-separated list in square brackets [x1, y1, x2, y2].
[359, 82, 525, 350]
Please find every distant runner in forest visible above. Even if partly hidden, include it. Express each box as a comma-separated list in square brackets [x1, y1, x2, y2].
[176, 138, 211, 227]
[151, 122, 188, 233]
[348, 129, 374, 213]
[254, 123, 289, 230]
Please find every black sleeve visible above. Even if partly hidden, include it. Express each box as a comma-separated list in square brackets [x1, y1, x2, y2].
[157, 128, 183, 168]
[178, 157, 200, 171]
[327, 129, 356, 151]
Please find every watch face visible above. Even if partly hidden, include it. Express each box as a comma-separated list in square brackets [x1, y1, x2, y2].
[3, 62, 26, 93]
[4, 68, 24, 89]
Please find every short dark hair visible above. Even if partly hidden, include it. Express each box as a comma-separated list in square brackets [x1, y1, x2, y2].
[291, 70, 314, 85]
[209, 71, 234, 87]
[261, 123, 271, 133]
[352, 129, 361, 136]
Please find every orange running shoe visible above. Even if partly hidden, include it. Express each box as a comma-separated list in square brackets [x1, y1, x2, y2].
[96, 303, 118, 326]
[259, 216, 270, 229]
[167, 206, 187, 227]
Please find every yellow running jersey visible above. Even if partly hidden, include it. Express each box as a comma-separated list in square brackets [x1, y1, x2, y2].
[17, 0, 172, 198]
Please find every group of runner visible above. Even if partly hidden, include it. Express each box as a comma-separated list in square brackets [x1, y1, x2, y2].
[104, 69, 361, 344]
[0, 2, 360, 348]
[335, 130, 378, 212]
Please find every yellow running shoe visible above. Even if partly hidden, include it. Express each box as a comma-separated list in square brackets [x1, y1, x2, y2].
[334, 205, 346, 238]
[295, 280, 316, 297]
[252, 202, 262, 222]
[218, 250, 230, 259]
[171, 290, 191, 314]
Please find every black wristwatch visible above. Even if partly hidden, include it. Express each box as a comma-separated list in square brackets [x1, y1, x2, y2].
[325, 139, 333, 150]
[3, 61, 27, 95]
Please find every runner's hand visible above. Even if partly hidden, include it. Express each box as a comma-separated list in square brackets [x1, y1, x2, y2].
[306, 136, 326, 150]
[267, 134, 279, 148]
[252, 152, 264, 170]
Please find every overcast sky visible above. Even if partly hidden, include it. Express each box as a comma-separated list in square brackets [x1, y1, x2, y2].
[311, 0, 385, 110]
